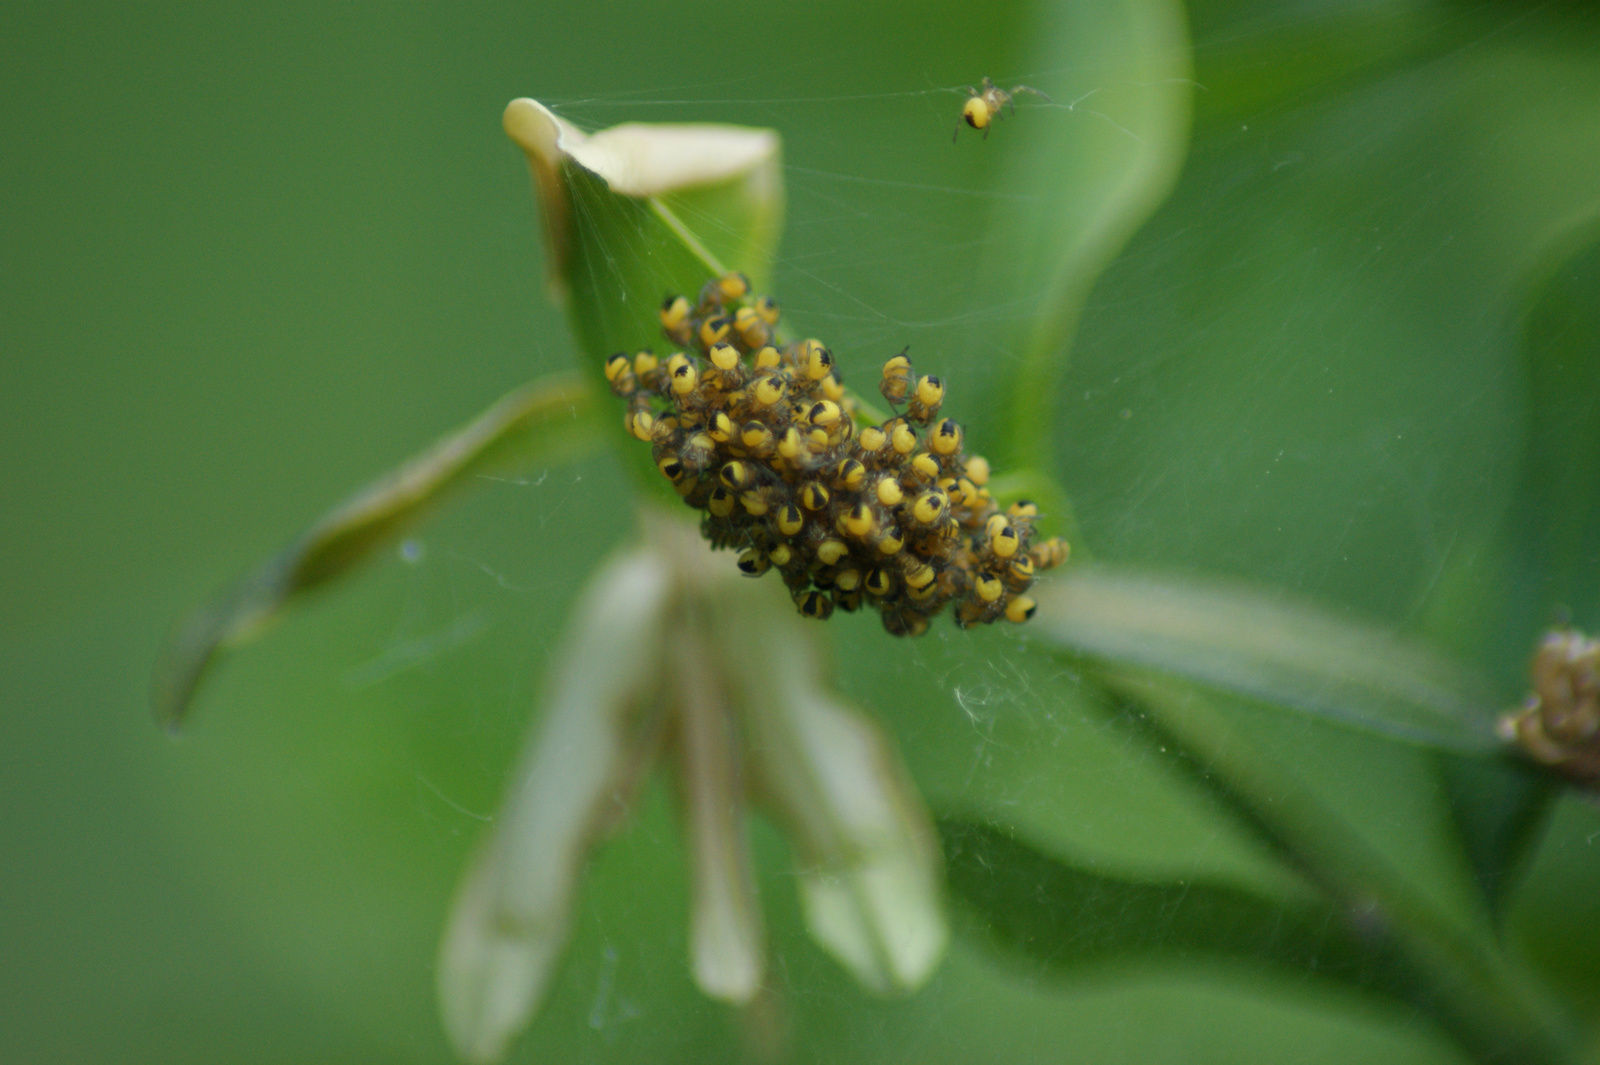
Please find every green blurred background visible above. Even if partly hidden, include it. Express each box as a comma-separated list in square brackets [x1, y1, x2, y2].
[4, 0, 1599, 1061]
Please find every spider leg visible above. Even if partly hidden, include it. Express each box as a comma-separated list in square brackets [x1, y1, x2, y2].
[1011, 84, 1051, 101]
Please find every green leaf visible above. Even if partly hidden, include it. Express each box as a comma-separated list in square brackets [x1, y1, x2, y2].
[940, 815, 1420, 1003]
[152, 374, 601, 730]
[1440, 755, 1555, 921]
[1084, 672, 1578, 1065]
[1442, 219, 1600, 915]
[988, 0, 1192, 472]
[502, 99, 784, 498]
[1505, 219, 1600, 644]
[1032, 563, 1504, 753]
[1190, 0, 1438, 123]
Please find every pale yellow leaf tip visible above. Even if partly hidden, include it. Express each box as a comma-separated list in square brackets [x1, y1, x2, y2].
[503, 98, 779, 198]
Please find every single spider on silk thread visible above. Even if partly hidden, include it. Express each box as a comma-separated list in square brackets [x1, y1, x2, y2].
[955, 76, 1050, 142]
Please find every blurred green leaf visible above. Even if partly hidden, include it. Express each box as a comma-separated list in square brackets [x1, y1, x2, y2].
[152, 375, 601, 730]
[1444, 219, 1600, 915]
[503, 100, 785, 497]
[1190, 0, 1435, 122]
[1441, 755, 1555, 922]
[1032, 563, 1504, 753]
[1088, 671, 1578, 1065]
[940, 815, 1421, 1003]
[1060, 7, 1600, 634]
[988, 0, 1192, 472]
[1506, 220, 1600, 640]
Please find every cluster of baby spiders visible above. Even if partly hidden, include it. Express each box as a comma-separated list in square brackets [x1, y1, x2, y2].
[606, 272, 1068, 636]
[955, 77, 1049, 141]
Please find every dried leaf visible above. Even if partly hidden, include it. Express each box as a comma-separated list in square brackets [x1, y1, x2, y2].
[153, 375, 600, 730]
[671, 614, 766, 1002]
[438, 545, 672, 1063]
[714, 590, 946, 992]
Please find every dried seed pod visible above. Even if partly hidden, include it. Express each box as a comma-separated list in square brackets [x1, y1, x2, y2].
[1499, 629, 1600, 786]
